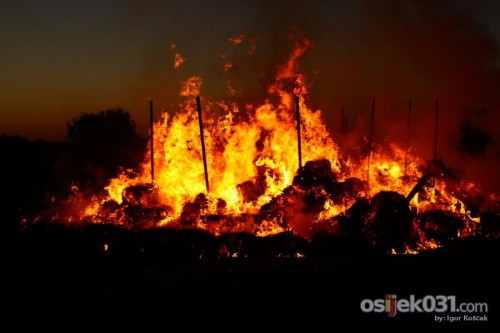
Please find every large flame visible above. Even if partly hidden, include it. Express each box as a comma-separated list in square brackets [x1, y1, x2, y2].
[41, 35, 497, 254]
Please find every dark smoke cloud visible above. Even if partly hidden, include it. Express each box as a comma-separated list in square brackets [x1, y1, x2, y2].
[220, 0, 500, 193]
[335, 0, 500, 194]
[118, 0, 499, 193]
[219, 0, 327, 102]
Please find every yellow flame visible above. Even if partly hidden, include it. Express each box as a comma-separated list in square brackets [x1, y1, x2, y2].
[50, 35, 496, 252]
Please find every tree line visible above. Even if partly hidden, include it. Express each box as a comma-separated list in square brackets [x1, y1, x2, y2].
[1, 107, 147, 237]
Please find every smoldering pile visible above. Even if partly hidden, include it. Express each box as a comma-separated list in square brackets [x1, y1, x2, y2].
[27, 159, 500, 258]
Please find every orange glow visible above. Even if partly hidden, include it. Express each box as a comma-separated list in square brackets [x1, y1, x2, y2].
[170, 43, 185, 69]
[174, 53, 185, 69]
[229, 34, 256, 54]
[229, 34, 245, 44]
[45, 35, 497, 253]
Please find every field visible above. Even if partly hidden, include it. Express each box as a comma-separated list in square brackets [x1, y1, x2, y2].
[11, 225, 500, 331]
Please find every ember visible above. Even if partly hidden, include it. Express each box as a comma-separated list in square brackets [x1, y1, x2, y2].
[31, 36, 499, 256]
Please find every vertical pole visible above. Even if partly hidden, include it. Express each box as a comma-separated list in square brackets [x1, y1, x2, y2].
[367, 99, 375, 182]
[343, 115, 348, 145]
[433, 99, 439, 166]
[404, 100, 412, 177]
[196, 96, 210, 193]
[295, 95, 302, 170]
[340, 106, 345, 151]
[149, 100, 154, 183]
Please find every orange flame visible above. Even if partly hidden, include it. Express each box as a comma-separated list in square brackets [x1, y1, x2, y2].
[174, 53, 185, 69]
[229, 34, 245, 44]
[170, 43, 185, 69]
[44, 34, 497, 253]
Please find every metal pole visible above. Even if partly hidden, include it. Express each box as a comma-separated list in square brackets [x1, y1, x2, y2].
[295, 95, 302, 170]
[150, 100, 154, 182]
[343, 114, 348, 148]
[196, 96, 210, 193]
[404, 100, 412, 177]
[340, 105, 344, 150]
[434, 99, 439, 166]
[367, 99, 375, 181]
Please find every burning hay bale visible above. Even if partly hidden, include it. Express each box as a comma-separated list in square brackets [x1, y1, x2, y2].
[180, 193, 227, 227]
[419, 211, 465, 244]
[180, 193, 208, 227]
[237, 180, 261, 203]
[294, 160, 344, 214]
[122, 183, 157, 206]
[258, 185, 305, 229]
[293, 159, 338, 190]
[254, 159, 360, 234]
[236, 167, 268, 203]
[26, 154, 498, 258]
[330, 177, 368, 204]
[335, 198, 371, 234]
[364, 191, 416, 252]
[97, 183, 173, 229]
[96, 200, 121, 221]
[23, 36, 500, 257]
[334, 191, 416, 252]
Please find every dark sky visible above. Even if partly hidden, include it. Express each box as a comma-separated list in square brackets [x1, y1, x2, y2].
[1, 0, 499, 144]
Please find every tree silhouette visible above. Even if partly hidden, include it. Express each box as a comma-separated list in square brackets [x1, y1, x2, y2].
[0, 135, 63, 238]
[66, 108, 146, 193]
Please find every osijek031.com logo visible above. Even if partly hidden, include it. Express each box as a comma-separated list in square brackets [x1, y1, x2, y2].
[360, 294, 488, 321]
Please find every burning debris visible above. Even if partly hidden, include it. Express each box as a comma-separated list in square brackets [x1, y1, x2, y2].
[32, 150, 497, 256]
[27, 36, 499, 257]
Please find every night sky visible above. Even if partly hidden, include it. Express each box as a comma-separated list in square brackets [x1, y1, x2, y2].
[1, 0, 500, 192]
[1, 0, 498, 138]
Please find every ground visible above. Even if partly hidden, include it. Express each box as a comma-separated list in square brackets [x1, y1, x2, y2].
[9, 229, 500, 332]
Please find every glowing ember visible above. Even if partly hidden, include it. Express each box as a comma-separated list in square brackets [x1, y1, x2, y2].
[174, 53, 185, 69]
[229, 34, 245, 44]
[170, 43, 185, 69]
[37, 35, 499, 254]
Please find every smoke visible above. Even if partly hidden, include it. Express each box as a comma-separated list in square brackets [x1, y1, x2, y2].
[218, 0, 324, 102]
[218, 0, 500, 193]
[237, 2, 500, 194]
[118, 0, 499, 193]
[338, 0, 500, 194]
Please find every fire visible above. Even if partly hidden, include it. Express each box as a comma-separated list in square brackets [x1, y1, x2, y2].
[174, 53, 185, 69]
[38, 35, 498, 254]
[229, 33, 256, 54]
[169, 43, 185, 69]
[229, 34, 245, 44]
